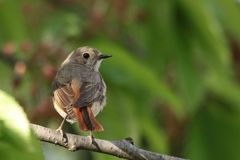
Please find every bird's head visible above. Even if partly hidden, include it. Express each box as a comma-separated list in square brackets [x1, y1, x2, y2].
[62, 46, 112, 71]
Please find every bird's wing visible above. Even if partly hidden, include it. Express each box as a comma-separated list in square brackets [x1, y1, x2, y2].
[74, 73, 105, 107]
[51, 63, 89, 108]
[52, 80, 76, 106]
[52, 70, 104, 107]
[52, 79, 79, 119]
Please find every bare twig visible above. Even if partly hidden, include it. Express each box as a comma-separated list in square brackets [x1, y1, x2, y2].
[31, 124, 187, 160]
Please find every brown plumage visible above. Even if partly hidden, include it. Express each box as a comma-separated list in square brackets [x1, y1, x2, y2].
[73, 106, 103, 131]
[52, 46, 111, 132]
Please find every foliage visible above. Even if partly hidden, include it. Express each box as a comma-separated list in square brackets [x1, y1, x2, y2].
[0, 0, 240, 160]
[0, 90, 43, 160]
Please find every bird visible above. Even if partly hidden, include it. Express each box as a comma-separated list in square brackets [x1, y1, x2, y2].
[51, 46, 111, 137]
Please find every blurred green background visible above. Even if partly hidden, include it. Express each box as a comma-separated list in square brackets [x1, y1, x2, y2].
[1, 0, 240, 160]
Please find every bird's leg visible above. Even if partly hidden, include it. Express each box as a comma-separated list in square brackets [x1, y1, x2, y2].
[56, 115, 68, 135]
[88, 131, 100, 149]
[88, 131, 94, 143]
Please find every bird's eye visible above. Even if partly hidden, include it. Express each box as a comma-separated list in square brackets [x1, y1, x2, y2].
[83, 53, 90, 59]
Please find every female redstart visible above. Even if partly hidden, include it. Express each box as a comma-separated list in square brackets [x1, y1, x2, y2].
[52, 46, 111, 136]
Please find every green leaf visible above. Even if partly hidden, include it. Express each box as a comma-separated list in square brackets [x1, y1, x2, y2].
[141, 112, 168, 153]
[179, 0, 231, 74]
[0, 0, 27, 42]
[217, 0, 240, 39]
[206, 72, 240, 111]
[144, 0, 176, 74]
[0, 90, 44, 160]
[186, 103, 240, 160]
[174, 47, 204, 114]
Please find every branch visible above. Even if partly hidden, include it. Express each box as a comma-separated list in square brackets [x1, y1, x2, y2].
[31, 124, 187, 160]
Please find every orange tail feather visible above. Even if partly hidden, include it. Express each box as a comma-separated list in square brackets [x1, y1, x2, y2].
[73, 106, 104, 132]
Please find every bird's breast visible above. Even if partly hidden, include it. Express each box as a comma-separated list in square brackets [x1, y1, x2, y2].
[92, 79, 106, 116]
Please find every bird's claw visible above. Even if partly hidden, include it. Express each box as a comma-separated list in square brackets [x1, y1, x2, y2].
[56, 128, 64, 136]
[88, 132, 94, 144]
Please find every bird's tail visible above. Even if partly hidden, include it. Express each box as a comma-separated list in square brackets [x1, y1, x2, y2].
[73, 106, 104, 131]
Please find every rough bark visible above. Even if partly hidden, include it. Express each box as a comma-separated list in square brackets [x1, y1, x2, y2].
[31, 124, 187, 160]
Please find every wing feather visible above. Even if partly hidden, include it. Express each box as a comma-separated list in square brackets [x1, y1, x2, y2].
[74, 78, 105, 107]
[52, 80, 76, 120]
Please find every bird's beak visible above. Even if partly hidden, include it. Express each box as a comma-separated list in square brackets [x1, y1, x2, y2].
[98, 54, 112, 60]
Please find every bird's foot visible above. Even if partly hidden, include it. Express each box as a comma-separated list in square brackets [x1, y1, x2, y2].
[88, 132, 100, 149]
[56, 115, 68, 137]
[87, 131, 94, 144]
[56, 127, 64, 137]
[56, 127, 68, 146]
